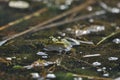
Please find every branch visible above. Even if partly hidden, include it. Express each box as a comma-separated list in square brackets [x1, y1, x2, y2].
[0, 8, 48, 31]
[73, 74, 112, 80]
[96, 29, 120, 46]
[0, 10, 106, 46]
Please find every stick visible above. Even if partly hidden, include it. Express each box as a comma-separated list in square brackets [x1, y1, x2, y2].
[99, 1, 120, 14]
[0, 0, 95, 31]
[0, 8, 48, 31]
[73, 74, 112, 80]
[96, 29, 120, 46]
[34, 10, 106, 31]
[0, 10, 106, 46]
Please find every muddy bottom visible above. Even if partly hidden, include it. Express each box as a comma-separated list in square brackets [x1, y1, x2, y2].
[0, 0, 120, 80]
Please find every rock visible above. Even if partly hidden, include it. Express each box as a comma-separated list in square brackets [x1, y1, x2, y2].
[30, 73, 40, 78]
[6, 57, 12, 61]
[42, 56, 48, 59]
[46, 73, 56, 79]
[87, 6, 93, 11]
[97, 68, 102, 72]
[108, 57, 118, 61]
[75, 25, 105, 36]
[9, 1, 30, 9]
[92, 62, 101, 66]
[113, 38, 120, 44]
[103, 73, 109, 77]
[102, 67, 106, 70]
[36, 52, 48, 56]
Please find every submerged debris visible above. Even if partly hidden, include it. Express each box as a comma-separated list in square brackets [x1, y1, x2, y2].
[75, 29, 90, 36]
[58, 32, 66, 36]
[33, 60, 54, 66]
[8, 1, 30, 9]
[36, 52, 48, 58]
[103, 73, 109, 77]
[6, 57, 12, 61]
[46, 73, 56, 79]
[92, 62, 101, 67]
[74, 77, 83, 80]
[30, 73, 40, 79]
[24, 59, 55, 69]
[83, 54, 101, 58]
[42, 56, 48, 59]
[43, 0, 73, 10]
[87, 6, 93, 12]
[99, 2, 120, 14]
[97, 68, 102, 72]
[0, 57, 12, 65]
[102, 67, 106, 70]
[66, 25, 105, 36]
[89, 18, 94, 23]
[65, 37, 80, 46]
[86, 25, 105, 32]
[113, 38, 120, 44]
[36, 52, 48, 56]
[0, 40, 8, 46]
[81, 67, 85, 69]
[108, 57, 118, 61]
[23, 65, 33, 69]
[55, 58, 62, 66]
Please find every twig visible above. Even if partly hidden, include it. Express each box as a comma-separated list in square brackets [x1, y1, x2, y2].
[96, 29, 120, 46]
[33, 10, 106, 32]
[29, 0, 96, 33]
[0, 0, 96, 44]
[73, 74, 112, 80]
[99, 1, 120, 14]
[70, 56, 107, 73]
[59, 65, 72, 72]
[0, 0, 95, 34]
[0, 10, 106, 46]
[0, 8, 48, 31]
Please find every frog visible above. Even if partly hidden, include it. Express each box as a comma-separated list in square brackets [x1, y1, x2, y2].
[43, 36, 72, 53]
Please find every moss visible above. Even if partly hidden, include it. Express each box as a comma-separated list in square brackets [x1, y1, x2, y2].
[73, 68, 98, 76]
[55, 72, 74, 80]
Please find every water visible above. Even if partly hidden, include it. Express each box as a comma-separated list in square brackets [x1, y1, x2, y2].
[0, 0, 120, 80]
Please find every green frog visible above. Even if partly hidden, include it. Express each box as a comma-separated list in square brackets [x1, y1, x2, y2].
[43, 36, 72, 52]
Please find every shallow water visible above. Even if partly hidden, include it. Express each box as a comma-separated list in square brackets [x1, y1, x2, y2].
[0, 0, 120, 80]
